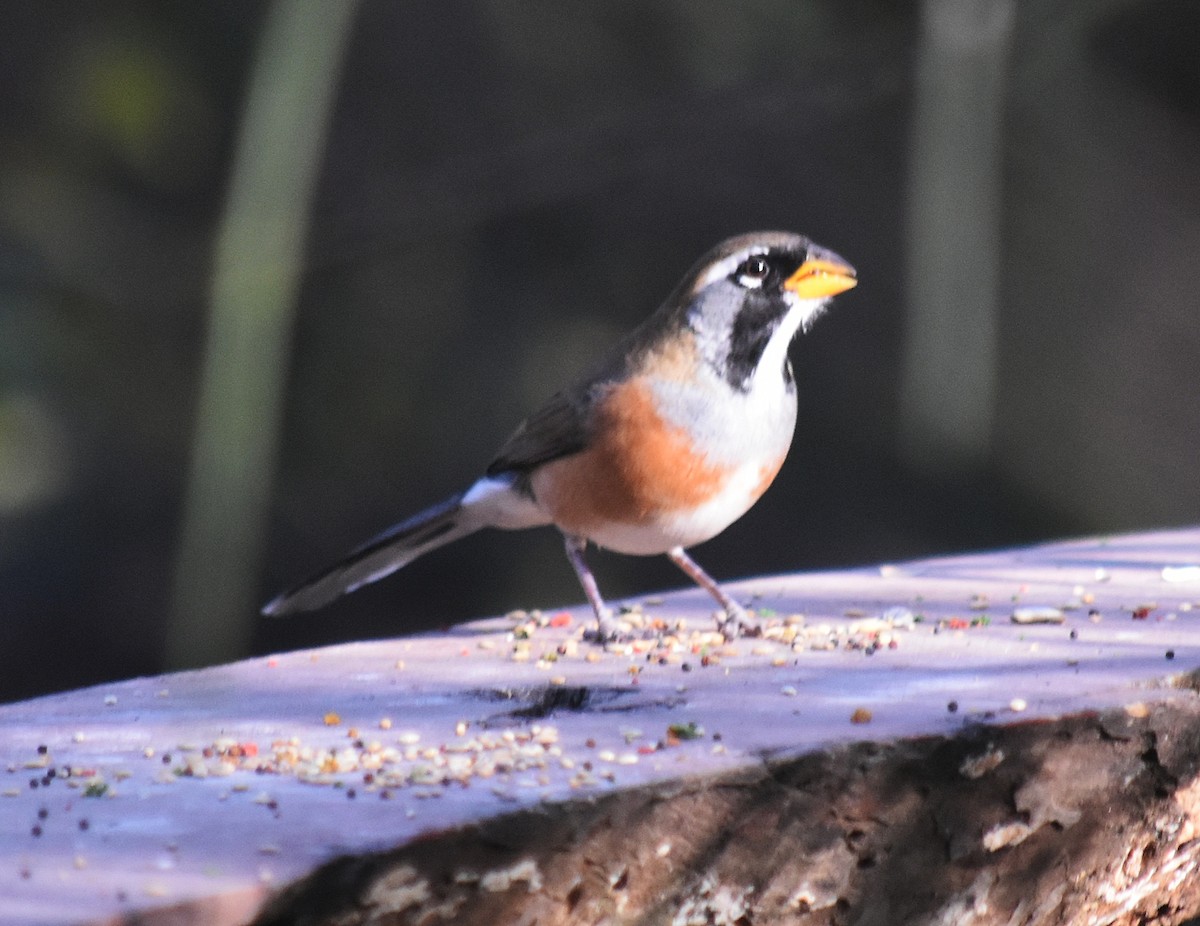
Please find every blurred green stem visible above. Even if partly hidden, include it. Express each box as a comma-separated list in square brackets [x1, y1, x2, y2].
[165, 0, 358, 669]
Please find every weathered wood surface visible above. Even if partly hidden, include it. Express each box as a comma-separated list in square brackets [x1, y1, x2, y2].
[3, 529, 1200, 925]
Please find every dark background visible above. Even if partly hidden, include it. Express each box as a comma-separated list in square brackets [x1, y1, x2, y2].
[1, 0, 1197, 702]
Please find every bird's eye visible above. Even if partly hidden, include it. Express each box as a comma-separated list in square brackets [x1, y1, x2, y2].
[736, 255, 770, 287]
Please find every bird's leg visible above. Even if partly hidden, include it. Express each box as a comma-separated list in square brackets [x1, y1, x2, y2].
[666, 546, 754, 637]
[562, 534, 620, 640]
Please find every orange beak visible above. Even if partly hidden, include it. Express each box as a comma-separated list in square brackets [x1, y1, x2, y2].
[783, 254, 858, 299]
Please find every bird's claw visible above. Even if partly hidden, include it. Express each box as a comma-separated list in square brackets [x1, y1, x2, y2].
[718, 604, 759, 639]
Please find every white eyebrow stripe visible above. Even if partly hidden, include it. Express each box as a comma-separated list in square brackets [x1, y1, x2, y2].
[692, 246, 771, 291]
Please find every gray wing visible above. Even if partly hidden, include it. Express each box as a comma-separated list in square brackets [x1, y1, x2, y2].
[486, 315, 659, 477]
[486, 388, 593, 476]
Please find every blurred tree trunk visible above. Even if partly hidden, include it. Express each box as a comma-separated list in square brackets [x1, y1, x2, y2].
[900, 0, 1016, 473]
[165, 0, 359, 669]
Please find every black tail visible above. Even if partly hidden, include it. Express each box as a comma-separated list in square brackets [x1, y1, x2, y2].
[261, 493, 473, 617]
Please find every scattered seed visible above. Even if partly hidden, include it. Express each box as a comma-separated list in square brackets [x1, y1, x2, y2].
[1163, 566, 1200, 583]
[1011, 607, 1065, 625]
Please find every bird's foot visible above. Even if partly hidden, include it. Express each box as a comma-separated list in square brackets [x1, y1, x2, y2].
[581, 608, 623, 645]
[718, 604, 760, 640]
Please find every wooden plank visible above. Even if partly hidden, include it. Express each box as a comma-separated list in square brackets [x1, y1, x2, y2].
[2, 528, 1200, 925]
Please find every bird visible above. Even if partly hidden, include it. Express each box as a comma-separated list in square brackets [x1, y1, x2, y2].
[262, 231, 856, 639]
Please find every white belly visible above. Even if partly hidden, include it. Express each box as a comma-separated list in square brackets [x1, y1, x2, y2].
[584, 457, 778, 554]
